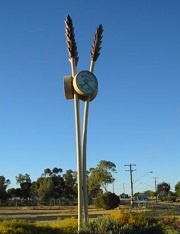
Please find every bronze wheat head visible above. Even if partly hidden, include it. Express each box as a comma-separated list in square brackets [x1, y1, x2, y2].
[90, 24, 103, 62]
[65, 15, 79, 66]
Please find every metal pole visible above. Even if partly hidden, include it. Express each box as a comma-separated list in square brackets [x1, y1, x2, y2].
[82, 95, 90, 223]
[82, 61, 95, 223]
[74, 93, 83, 229]
[65, 16, 83, 230]
[70, 58, 83, 230]
[82, 24, 103, 223]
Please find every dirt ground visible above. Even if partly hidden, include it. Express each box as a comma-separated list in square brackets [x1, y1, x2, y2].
[0, 206, 107, 222]
[0, 201, 180, 222]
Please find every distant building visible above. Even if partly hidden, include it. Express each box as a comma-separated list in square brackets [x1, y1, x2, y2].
[120, 193, 129, 198]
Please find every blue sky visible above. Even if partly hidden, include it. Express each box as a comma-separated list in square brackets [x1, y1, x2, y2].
[0, 1, 180, 195]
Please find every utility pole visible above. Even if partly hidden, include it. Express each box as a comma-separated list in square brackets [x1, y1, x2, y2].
[154, 177, 158, 203]
[123, 183, 125, 194]
[124, 164, 136, 208]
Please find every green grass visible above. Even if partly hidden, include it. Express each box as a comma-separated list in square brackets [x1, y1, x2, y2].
[161, 224, 180, 234]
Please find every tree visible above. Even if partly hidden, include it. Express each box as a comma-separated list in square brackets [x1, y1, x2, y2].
[16, 174, 32, 203]
[97, 160, 116, 172]
[97, 160, 116, 191]
[63, 169, 77, 200]
[143, 190, 156, 197]
[0, 176, 10, 201]
[42, 167, 63, 178]
[52, 167, 63, 175]
[157, 182, 170, 201]
[43, 168, 52, 177]
[34, 177, 54, 201]
[34, 167, 65, 203]
[87, 168, 102, 198]
[7, 188, 16, 198]
[16, 174, 31, 184]
[175, 181, 180, 198]
[51, 175, 65, 199]
[88, 160, 116, 194]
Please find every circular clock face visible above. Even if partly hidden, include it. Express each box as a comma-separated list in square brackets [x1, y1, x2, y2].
[73, 70, 98, 96]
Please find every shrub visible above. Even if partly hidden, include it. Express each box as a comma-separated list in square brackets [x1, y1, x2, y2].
[109, 210, 131, 226]
[0, 219, 77, 234]
[0, 220, 36, 234]
[80, 211, 164, 234]
[0, 212, 174, 234]
[159, 195, 167, 202]
[159, 216, 180, 233]
[168, 195, 176, 202]
[51, 217, 78, 233]
[80, 216, 113, 234]
[94, 192, 119, 210]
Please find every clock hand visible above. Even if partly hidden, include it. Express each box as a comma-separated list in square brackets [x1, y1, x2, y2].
[80, 81, 88, 88]
[80, 79, 90, 88]
[86, 83, 93, 91]
[84, 78, 89, 83]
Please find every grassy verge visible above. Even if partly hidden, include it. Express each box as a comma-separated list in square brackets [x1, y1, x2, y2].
[0, 204, 180, 233]
[0, 210, 179, 234]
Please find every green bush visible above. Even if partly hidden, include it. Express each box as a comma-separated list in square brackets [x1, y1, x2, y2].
[159, 216, 180, 233]
[0, 219, 78, 234]
[94, 192, 119, 210]
[0, 212, 178, 234]
[168, 195, 176, 202]
[80, 211, 164, 234]
[159, 195, 167, 202]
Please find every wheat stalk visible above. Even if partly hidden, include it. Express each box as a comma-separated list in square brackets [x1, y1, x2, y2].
[90, 24, 103, 62]
[65, 15, 79, 66]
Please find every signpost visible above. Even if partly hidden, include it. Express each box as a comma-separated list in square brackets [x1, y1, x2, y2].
[137, 195, 148, 207]
[63, 15, 103, 230]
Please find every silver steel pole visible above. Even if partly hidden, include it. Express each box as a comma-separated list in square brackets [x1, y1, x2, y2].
[82, 60, 96, 223]
[74, 93, 83, 229]
[70, 58, 83, 230]
[82, 95, 90, 223]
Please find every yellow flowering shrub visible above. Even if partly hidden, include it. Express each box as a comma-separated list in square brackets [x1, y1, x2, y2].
[109, 210, 131, 225]
[0, 218, 78, 234]
[0, 226, 7, 234]
[0, 212, 163, 234]
[109, 210, 150, 227]
[0, 219, 36, 234]
[128, 213, 149, 227]
[51, 217, 78, 233]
